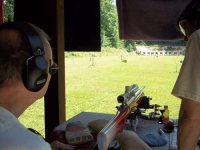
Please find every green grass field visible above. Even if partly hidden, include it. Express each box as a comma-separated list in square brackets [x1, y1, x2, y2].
[19, 54, 184, 136]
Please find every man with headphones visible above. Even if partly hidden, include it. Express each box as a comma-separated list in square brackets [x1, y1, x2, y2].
[0, 22, 75, 150]
[172, 0, 200, 149]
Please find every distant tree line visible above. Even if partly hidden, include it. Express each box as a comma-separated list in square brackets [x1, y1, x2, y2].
[101, 0, 137, 52]
[4, 0, 14, 22]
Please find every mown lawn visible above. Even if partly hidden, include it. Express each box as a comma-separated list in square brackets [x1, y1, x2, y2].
[19, 54, 184, 136]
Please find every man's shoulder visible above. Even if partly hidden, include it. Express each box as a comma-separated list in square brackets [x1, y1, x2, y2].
[0, 107, 51, 150]
[190, 29, 200, 39]
[0, 106, 19, 132]
[0, 127, 51, 150]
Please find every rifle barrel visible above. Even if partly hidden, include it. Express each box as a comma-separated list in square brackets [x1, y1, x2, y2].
[97, 85, 145, 150]
[117, 84, 141, 103]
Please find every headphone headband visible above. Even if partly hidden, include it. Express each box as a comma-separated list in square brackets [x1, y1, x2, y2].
[12, 22, 45, 56]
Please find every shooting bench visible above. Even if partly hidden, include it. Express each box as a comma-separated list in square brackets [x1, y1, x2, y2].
[55, 111, 179, 150]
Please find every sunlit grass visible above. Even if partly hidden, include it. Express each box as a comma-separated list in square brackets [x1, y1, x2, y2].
[65, 55, 183, 119]
[19, 54, 184, 136]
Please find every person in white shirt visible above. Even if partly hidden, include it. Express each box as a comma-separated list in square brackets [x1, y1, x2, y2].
[172, 0, 200, 149]
[0, 22, 75, 150]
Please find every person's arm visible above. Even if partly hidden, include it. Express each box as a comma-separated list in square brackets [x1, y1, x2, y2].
[178, 98, 200, 150]
[115, 130, 152, 150]
[51, 140, 76, 150]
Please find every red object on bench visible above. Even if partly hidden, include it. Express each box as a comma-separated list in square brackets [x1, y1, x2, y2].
[0, 0, 3, 24]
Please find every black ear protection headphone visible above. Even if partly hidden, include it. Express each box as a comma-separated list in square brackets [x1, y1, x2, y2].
[2, 22, 49, 92]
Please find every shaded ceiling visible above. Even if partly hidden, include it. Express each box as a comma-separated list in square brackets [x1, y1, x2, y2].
[117, 0, 193, 40]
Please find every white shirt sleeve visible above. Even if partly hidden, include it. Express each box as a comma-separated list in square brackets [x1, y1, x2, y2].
[0, 107, 52, 150]
[172, 29, 200, 102]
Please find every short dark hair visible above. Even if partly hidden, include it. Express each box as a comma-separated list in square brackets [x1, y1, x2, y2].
[177, 0, 200, 30]
[0, 23, 32, 86]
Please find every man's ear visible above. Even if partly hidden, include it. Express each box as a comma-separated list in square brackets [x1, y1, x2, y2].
[195, 19, 200, 30]
[193, 19, 199, 27]
[190, 19, 200, 31]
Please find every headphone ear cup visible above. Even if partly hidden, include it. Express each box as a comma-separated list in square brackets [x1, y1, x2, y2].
[23, 56, 48, 92]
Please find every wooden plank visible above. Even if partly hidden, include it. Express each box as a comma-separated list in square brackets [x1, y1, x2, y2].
[65, 0, 101, 51]
[44, 0, 66, 141]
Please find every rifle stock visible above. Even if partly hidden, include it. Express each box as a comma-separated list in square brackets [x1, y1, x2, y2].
[97, 84, 145, 150]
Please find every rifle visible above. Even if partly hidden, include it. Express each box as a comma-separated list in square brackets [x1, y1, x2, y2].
[97, 84, 145, 150]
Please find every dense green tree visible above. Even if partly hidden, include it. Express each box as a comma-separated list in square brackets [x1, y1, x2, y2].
[4, 0, 14, 22]
[100, 0, 143, 50]
[101, 0, 120, 48]
[124, 40, 137, 52]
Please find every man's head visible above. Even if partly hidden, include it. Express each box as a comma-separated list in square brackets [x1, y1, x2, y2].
[177, 0, 200, 40]
[0, 22, 57, 93]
